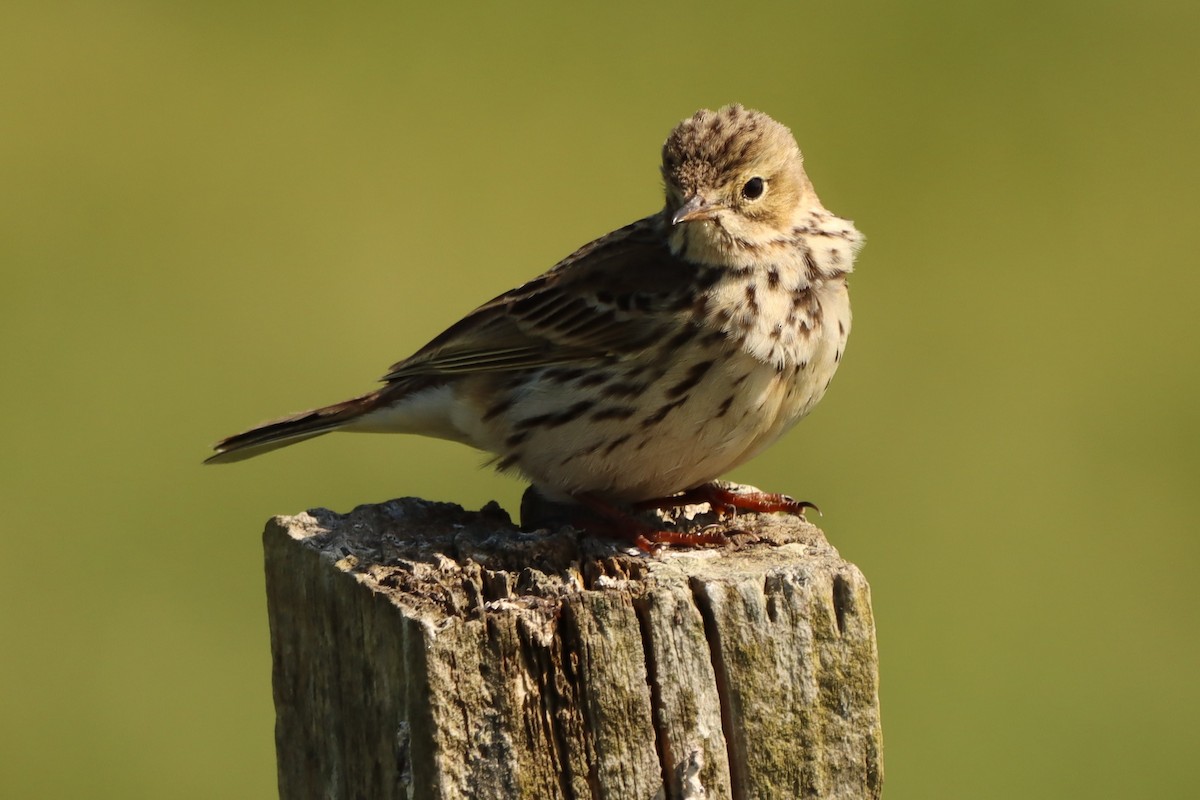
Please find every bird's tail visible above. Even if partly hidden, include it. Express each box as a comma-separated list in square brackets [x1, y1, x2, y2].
[205, 391, 381, 464]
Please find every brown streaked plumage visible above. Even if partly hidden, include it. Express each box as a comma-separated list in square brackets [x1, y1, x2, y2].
[207, 105, 864, 545]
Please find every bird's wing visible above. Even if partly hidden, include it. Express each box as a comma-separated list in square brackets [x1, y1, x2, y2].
[381, 215, 703, 382]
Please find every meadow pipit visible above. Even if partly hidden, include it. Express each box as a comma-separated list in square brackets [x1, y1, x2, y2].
[208, 105, 864, 549]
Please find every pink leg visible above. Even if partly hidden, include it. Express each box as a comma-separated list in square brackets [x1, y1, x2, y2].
[574, 493, 728, 553]
[633, 482, 819, 518]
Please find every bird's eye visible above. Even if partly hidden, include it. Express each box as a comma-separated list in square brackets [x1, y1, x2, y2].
[741, 177, 765, 200]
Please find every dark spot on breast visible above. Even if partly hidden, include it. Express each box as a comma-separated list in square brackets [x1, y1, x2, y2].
[663, 324, 698, 351]
[641, 397, 688, 428]
[766, 267, 780, 288]
[561, 438, 600, 462]
[716, 394, 735, 417]
[666, 359, 715, 399]
[515, 399, 596, 431]
[600, 380, 648, 399]
[602, 433, 633, 456]
[803, 249, 819, 280]
[514, 413, 553, 431]
[556, 400, 596, 424]
[591, 405, 637, 421]
[744, 283, 759, 312]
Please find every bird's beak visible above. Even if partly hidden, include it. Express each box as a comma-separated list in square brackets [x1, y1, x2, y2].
[671, 194, 720, 226]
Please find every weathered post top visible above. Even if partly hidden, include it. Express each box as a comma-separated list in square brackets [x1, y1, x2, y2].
[263, 491, 882, 800]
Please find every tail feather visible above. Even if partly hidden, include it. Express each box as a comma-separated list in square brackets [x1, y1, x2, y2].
[205, 392, 380, 464]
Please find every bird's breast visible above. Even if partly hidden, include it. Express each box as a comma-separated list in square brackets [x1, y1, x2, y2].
[701, 265, 849, 371]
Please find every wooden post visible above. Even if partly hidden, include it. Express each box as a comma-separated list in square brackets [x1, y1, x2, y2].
[263, 491, 883, 800]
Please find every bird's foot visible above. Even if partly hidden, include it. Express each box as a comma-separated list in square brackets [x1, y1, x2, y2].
[573, 493, 728, 553]
[633, 481, 819, 520]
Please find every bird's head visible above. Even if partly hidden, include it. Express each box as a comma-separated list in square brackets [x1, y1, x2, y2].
[661, 105, 817, 264]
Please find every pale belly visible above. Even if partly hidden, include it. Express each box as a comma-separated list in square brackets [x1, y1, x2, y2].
[474, 320, 846, 502]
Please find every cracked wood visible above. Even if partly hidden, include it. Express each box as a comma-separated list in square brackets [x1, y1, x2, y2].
[263, 492, 883, 800]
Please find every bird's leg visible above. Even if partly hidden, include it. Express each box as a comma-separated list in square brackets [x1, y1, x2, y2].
[573, 494, 728, 553]
[634, 481, 819, 519]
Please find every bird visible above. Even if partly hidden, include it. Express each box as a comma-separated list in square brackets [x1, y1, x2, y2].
[207, 104, 864, 549]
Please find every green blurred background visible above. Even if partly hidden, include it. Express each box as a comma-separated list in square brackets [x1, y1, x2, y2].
[3, 1, 1197, 797]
